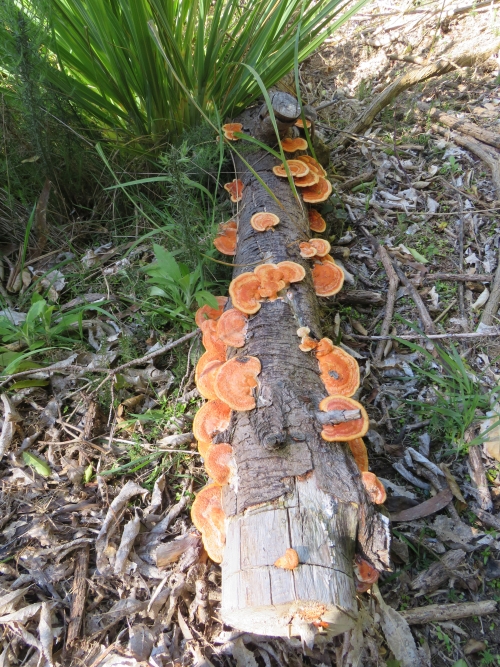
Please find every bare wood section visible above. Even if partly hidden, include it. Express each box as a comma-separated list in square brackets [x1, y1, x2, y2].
[400, 600, 497, 625]
[66, 544, 89, 647]
[337, 39, 500, 147]
[221, 474, 358, 640]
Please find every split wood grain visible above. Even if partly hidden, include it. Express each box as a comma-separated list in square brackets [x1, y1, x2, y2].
[66, 544, 89, 647]
[400, 600, 497, 624]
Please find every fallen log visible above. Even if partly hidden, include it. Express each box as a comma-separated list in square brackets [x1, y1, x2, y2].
[192, 92, 391, 644]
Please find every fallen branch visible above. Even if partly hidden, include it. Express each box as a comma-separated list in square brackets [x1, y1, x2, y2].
[338, 170, 376, 191]
[423, 273, 492, 283]
[336, 39, 500, 147]
[375, 246, 399, 361]
[391, 260, 436, 334]
[350, 329, 500, 340]
[66, 544, 89, 648]
[0, 329, 199, 389]
[336, 289, 384, 305]
[433, 124, 500, 195]
[468, 446, 493, 512]
[426, 106, 500, 150]
[479, 245, 500, 328]
[400, 600, 497, 625]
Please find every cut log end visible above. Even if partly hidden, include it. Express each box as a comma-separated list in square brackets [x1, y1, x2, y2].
[221, 474, 359, 639]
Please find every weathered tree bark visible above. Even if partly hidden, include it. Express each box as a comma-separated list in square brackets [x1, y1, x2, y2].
[218, 92, 391, 643]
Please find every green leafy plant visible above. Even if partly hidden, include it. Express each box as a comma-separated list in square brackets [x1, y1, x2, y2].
[396, 337, 500, 452]
[8, 0, 368, 144]
[143, 243, 218, 326]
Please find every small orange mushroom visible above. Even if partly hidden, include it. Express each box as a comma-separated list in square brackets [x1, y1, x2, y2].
[216, 309, 248, 348]
[258, 279, 286, 300]
[214, 356, 261, 411]
[281, 137, 308, 152]
[299, 335, 318, 352]
[309, 238, 331, 257]
[317, 345, 360, 397]
[193, 400, 232, 454]
[295, 118, 312, 129]
[204, 443, 234, 485]
[321, 254, 335, 264]
[196, 351, 224, 385]
[348, 437, 369, 473]
[250, 212, 280, 232]
[315, 337, 334, 357]
[196, 359, 225, 401]
[299, 241, 317, 259]
[213, 220, 237, 255]
[354, 554, 379, 584]
[276, 261, 306, 284]
[297, 155, 327, 178]
[195, 296, 228, 328]
[293, 171, 320, 188]
[361, 472, 387, 504]
[272, 160, 310, 178]
[312, 261, 344, 296]
[308, 209, 327, 233]
[319, 395, 369, 442]
[302, 177, 333, 204]
[274, 548, 299, 570]
[224, 179, 244, 203]
[222, 122, 243, 141]
[191, 484, 226, 563]
[229, 272, 262, 315]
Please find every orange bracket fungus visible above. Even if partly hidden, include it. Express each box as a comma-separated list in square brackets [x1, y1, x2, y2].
[224, 179, 244, 203]
[361, 472, 387, 504]
[301, 177, 333, 204]
[297, 155, 327, 178]
[281, 137, 308, 152]
[214, 220, 237, 255]
[216, 309, 248, 348]
[308, 208, 327, 233]
[215, 356, 261, 411]
[229, 272, 262, 314]
[354, 554, 380, 585]
[317, 344, 360, 397]
[274, 548, 300, 570]
[196, 359, 225, 401]
[295, 117, 312, 129]
[272, 160, 309, 178]
[348, 437, 369, 473]
[293, 171, 320, 188]
[319, 395, 369, 442]
[222, 123, 243, 141]
[276, 260, 306, 284]
[191, 484, 226, 563]
[299, 241, 317, 259]
[315, 337, 334, 357]
[309, 238, 331, 257]
[204, 443, 234, 486]
[312, 260, 344, 297]
[195, 296, 228, 328]
[229, 262, 305, 315]
[200, 319, 227, 358]
[250, 212, 280, 232]
[296, 326, 318, 352]
[193, 399, 232, 457]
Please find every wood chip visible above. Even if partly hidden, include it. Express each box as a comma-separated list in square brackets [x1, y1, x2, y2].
[390, 488, 453, 521]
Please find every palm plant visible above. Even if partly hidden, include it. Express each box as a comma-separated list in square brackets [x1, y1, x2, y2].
[11, 0, 367, 144]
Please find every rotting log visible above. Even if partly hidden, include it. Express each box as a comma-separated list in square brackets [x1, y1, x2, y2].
[201, 92, 391, 643]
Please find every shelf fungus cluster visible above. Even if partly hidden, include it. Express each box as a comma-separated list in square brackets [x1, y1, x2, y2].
[192, 296, 263, 561]
[229, 261, 305, 314]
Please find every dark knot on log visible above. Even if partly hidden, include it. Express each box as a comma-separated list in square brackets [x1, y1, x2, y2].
[262, 431, 286, 451]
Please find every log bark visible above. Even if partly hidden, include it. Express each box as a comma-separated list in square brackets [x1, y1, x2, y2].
[219, 92, 391, 643]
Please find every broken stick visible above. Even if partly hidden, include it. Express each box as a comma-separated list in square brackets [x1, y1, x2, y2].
[400, 600, 497, 625]
[66, 544, 90, 647]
